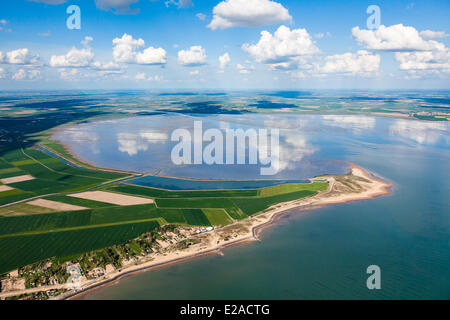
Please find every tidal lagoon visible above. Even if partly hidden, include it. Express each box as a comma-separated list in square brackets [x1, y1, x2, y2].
[56, 114, 450, 299]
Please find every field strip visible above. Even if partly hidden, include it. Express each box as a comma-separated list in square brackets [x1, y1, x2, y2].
[27, 199, 88, 211]
[0, 185, 14, 192]
[21, 148, 111, 181]
[69, 191, 155, 206]
[0, 218, 161, 239]
[0, 174, 35, 184]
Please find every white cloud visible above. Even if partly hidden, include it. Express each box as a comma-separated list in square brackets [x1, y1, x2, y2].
[395, 49, 450, 75]
[49, 37, 123, 75]
[290, 71, 306, 79]
[95, 0, 139, 14]
[0, 67, 4, 79]
[196, 13, 206, 21]
[208, 0, 291, 30]
[12, 68, 41, 81]
[178, 46, 207, 66]
[91, 61, 121, 70]
[58, 68, 82, 80]
[135, 72, 162, 81]
[50, 47, 94, 67]
[5, 48, 38, 65]
[352, 24, 444, 51]
[236, 63, 254, 74]
[315, 33, 325, 39]
[319, 50, 380, 76]
[219, 52, 230, 70]
[112, 33, 167, 65]
[352, 24, 450, 78]
[81, 36, 93, 47]
[419, 30, 449, 39]
[314, 32, 331, 39]
[242, 25, 319, 69]
[165, 0, 193, 8]
[136, 47, 167, 65]
[190, 70, 200, 75]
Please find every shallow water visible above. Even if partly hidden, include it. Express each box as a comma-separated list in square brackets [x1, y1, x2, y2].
[58, 114, 450, 299]
[127, 175, 309, 190]
[55, 114, 352, 179]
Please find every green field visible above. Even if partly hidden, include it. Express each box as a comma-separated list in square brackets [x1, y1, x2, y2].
[0, 146, 328, 274]
[202, 209, 233, 226]
[0, 220, 160, 274]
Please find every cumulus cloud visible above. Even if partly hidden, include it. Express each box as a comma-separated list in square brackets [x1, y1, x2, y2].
[395, 49, 450, 75]
[218, 52, 230, 70]
[189, 70, 200, 75]
[12, 68, 41, 81]
[419, 30, 449, 39]
[95, 0, 139, 14]
[112, 33, 167, 65]
[352, 24, 444, 51]
[352, 24, 450, 78]
[178, 46, 207, 66]
[242, 25, 319, 69]
[49, 37, 123, 75]
[318, 50, 380, 76]
[50, 47, 94, 67]
[0, 67, 4, 79]
[208, 0, 291, 30]
[4, 48, 39, 65]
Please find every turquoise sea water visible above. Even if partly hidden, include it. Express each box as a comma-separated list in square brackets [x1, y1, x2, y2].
[57, 114, 450, 299]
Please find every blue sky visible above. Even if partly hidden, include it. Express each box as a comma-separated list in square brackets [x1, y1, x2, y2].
[0, 0, 449, 90]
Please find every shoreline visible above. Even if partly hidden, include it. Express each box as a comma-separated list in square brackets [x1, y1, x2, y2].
[60, 163, 392, 300]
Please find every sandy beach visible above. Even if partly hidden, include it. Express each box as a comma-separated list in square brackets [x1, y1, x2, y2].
[0, 163, 392, 300]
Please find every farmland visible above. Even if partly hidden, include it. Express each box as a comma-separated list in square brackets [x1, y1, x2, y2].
[0, 143, 327, 275]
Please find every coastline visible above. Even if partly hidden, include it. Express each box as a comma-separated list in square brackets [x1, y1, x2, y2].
[61, 163, 392, 300]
